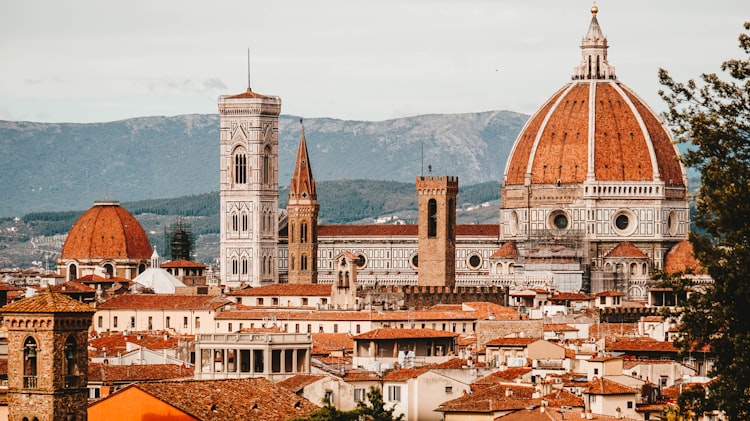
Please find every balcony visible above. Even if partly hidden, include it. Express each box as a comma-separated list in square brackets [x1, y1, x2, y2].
[24, 376, 37, 389]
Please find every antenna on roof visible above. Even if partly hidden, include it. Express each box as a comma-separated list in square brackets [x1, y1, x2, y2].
[247, 47, 252, 91]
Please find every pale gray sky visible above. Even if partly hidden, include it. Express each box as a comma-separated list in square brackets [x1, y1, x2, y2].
[1, 0, 747, 123]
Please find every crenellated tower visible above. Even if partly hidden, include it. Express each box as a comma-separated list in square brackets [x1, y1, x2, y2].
[416, 175, 458, 287]
[286, 120, 319, 284]
[218, 86, 281, 287]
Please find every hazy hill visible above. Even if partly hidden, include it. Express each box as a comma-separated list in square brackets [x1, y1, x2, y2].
[0, 111, 528, 217]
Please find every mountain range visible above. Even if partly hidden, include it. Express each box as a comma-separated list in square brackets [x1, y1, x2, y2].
[0, 111, 529, 218]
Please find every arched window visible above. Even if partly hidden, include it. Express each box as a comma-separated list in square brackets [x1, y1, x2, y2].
[68, 264, 77, 281]
[138, 263, 146, 274]
[301, 255, 308, 271]
[232, 258, 238, 275]
[234, 152, 247, 184]
[301, 223, 308, 243]
[103, 264, 114, 277]
[64, 336, 79, 388]
[241, 213, 248, 232]
[232, 213, 239, 233]
[241, 257, 248, 275]
[263, 145, 271, 185]
[428, 199, 437, 237]
[24, 337, 38, 389]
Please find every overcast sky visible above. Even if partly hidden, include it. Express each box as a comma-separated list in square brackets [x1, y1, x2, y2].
[1, 0, 747, 123]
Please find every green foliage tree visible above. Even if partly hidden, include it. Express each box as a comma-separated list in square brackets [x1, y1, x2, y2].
[658, 22, 750, 420]
[355, 387, 404, 421]
[291, 387, 403, 421]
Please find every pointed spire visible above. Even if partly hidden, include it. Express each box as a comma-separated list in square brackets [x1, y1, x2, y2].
[289, 118, 317, 202]
[151, 245, 160, 268]
[572, 4, 616, 80]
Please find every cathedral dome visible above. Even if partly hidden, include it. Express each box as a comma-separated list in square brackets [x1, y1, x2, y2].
[503, 10, 685, 188]
[61, 200, 151, 260]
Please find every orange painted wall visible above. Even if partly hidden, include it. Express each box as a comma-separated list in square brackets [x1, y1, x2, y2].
[88, 385, 197, 421]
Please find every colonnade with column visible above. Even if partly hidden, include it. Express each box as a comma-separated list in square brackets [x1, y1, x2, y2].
[194, 332, 311, 381]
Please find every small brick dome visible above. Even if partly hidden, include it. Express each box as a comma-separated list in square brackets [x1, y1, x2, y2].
[61, 200, 151, 260]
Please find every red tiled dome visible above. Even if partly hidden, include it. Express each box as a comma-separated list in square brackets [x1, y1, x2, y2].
[61, 200, 151, 260]
[664, 240, 704, 275]
[504, 80, 684, 187]
[503, 8, 685, 188]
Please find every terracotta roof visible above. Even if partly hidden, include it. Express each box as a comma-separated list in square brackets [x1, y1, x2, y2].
[76, 274, 132, 286]
[493, 409, 557, 420]
[0, 290, 94, 314]
[88, 362, 193, 382]
[665, 240, 704, 274]
[605, 337, 679, 353]
[50, 281, 95, 293]
[544, 324, 578, 332]
[226, 88, 275, 99]
[584, 377, 637, 395]
[485, 337, 537, 347]
[432, 357, 476, 369]
[160, 259, 207, 269]
[549, 292, 593, 301]
[461, 302, 521, 320]
[437, 384, 540, 413]
[589, 323, 640, 339]
[474, 367, 532, 387]
[505, 81, 684, 187]
[96, 294, 231, 310]
[544, 388, 585, 408]
[595, 290, 624, 297]
[343, 371, 381, 382]
[0, 282, 24, 292]
[277, 374, 326, 393]
[491, 242, 518, 259]
[317, 224, 498, 237]
[311, 333, 354, 355]
[353, 328, 459, 340]
[228, 283, 331, 297]
[133, 377, 317, 420]
[89, 332, 191, 354]
[605, 242, 648, 258]
[60, 200, 151, 260]
[383, 367, 430, 381]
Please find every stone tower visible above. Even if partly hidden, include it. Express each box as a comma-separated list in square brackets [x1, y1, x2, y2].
[286, 121, 319, 284]
[1, 291, 95, 421]
[416, 175, 458, 287]
[218, 86, 281, 287]
[331, 251, 359, 310]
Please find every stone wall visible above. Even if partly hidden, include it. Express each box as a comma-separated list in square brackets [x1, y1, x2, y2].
[475, 319, 545, 348]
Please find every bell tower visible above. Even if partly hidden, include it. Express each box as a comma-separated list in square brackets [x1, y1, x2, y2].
[286, 120, 319, 284]
[416, 175, 458, 287]
[218, 85, 281, 287]
[2, 290, 95, 421]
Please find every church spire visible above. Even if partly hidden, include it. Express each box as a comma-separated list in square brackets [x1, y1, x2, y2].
[572, 5, 616, 80]
[289, 119, 317, 202]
